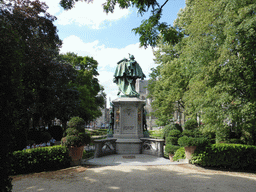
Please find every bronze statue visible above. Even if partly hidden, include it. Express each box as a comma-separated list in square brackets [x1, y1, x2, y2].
[113, 54, 146, 97]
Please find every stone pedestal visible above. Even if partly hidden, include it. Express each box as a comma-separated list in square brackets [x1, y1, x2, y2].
[112, 97, 145, 154]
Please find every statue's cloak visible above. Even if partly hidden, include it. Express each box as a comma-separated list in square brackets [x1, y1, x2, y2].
[114, 60, 146, 97]
[114, 61, 146, 79]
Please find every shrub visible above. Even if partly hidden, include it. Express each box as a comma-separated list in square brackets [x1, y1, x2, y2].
[184, 119, 198, 130]
[82, 151, 94, 159]
[166, 136, 178, 145]
[191, 143, 256, 171]
[62, 117, 90, 147]
[182, 129, 194, 137]
[11, 146, 71, 175]
[172, 123, 183, 132]
[166, 129, 182, 145]
[173, 147, 185, 161]
[165, 144, 180, 154]
[148, 129, 163, 139]
[178, 136, 208, 147]
[162, 123, 183, 140]
[162, 124, 172, 139]
[169, 129, 181, 137]
[227, 138, 243, 144]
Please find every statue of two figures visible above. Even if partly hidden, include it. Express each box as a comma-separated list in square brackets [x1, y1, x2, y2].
[113, 54, 146, 97]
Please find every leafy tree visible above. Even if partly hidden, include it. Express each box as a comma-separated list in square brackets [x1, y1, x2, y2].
[59, 53, 106, 125]
[0, 0, 64, 190]
[59, 0, 183, 48]
[0, 10, 24, 191]
[149, 0, 256, 144]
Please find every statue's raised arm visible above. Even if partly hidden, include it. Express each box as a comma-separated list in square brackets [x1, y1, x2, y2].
[113, 54, 146, 97]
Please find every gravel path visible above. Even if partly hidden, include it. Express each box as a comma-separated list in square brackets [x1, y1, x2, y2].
[12, 164, 256, 192]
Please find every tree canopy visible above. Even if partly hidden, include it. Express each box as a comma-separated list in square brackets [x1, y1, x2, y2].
[148, 0, 256, 144]
[58, 53, 106, 126]
[59, 0, 183, 48]
[1, 1, 105, 190]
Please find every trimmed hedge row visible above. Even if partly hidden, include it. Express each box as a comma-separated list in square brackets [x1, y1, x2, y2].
[11, 146, 71, 175]
[191, 143, 256, 171]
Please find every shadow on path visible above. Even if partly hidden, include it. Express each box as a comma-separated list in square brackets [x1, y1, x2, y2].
[12, 164, 256, 192]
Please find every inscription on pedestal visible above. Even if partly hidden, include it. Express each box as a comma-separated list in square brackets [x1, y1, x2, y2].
[122, 107, 136, 134]
[123, 126, 134, 131]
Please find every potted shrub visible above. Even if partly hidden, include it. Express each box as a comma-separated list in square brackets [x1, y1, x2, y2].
[178, 136, 207, 160]
[165, 144, 180, 162]
[61, 117, 91, 165]
[166, 129, 182, 145]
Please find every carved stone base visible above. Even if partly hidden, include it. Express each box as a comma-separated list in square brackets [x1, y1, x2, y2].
[112, 97, 145, 140]
[116, 139, 142, 154]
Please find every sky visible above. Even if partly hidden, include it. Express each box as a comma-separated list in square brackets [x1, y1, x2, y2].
[42, 0, 186, 107]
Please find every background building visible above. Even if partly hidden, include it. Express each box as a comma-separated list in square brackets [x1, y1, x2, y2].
[136, 79, 158, 130]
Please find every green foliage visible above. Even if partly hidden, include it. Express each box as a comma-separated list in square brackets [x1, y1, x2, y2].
[62, 117, 91, 147]
[68, 117, 85, 131]
[148, 0, 256, 145]
[85, 129, 108, 136]
[166, 129, 182, 145]
[191, 144, 256, 171]
[148, 129, 163, 139]
[59, 53, 105, 124]
[168, 129, 182, 137]
[173, 123, 183, 132]
[11, 146, 71, 175]
[182, 129, 194, 137]
[165, 144, 180, 155]
[161, 124, 172, 139]
[59, 0, 183, 48]
[173, 147, 185, 161]
[162, 123, 183, 140]
[166, 136, 178, 145]
[184, 119, 198, 130]
[82, 150, 94, 159]
[178, 136, 208, 147]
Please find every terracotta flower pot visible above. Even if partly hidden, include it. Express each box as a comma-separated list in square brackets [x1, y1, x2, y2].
[169, 153, 174, 162]
[184, 146, 197, 160]
[68, 146, 84, 166]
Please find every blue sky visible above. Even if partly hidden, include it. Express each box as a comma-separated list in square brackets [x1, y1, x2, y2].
[43, 0, 186, 107]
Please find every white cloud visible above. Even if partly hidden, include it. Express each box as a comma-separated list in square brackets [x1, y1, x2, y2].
[60, 35, 156, 107]
[41, 0, 61, 15]
[56, 0, 130, 29]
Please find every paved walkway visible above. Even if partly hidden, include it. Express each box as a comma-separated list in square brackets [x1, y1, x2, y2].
[83, 154, 188, 166]
[12, 155, 256, 192]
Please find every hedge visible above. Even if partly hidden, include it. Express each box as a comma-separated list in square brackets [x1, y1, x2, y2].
[191, 143, 256, 171]
[11, 146, 71, 175]
[173, 147, 185, 161]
